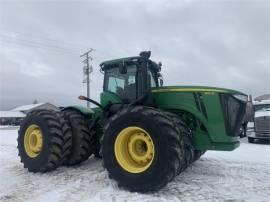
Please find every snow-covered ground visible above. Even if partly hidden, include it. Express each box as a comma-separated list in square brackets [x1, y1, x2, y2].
[0, 128, 269, 202]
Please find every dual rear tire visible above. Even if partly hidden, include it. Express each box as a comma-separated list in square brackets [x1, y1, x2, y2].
[61, 109, 94, 166]
[18, 109, 95, 172]
[18, 110, 70, 172]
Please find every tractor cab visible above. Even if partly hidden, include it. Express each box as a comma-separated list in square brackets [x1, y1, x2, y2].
[100, 52, 162, 105]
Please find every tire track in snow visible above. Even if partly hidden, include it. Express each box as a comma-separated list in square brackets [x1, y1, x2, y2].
[1, 129, 270, 202]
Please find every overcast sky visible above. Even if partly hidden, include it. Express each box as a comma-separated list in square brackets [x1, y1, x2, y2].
[0, 0, 269, 110]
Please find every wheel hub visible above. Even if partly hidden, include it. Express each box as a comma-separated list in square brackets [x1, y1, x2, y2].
[24, 124, 43, 158]
[114, 127, 154, 173]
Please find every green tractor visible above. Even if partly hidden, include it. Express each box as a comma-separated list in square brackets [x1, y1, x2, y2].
[17, 51, 247, 192]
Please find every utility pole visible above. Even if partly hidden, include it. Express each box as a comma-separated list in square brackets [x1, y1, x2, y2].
[80, 49, 93, 108]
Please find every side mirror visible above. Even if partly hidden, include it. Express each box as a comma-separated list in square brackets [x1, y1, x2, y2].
[119, 62, 127, 74]
[157, 73, 163, 86]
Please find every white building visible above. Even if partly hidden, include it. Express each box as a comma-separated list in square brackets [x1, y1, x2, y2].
[0, 111, 25, 126]
[11, 103, 59, 114]
[0, 103, 58, 126]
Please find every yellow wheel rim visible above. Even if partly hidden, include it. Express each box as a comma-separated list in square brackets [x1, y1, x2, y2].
[24, 124, 43, 158]
[114, 126, 155, 173]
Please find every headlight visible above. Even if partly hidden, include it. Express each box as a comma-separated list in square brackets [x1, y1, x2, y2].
[233, 94, 248, 102]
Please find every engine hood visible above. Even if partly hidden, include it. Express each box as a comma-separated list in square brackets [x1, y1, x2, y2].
[151, 86, 245, 95]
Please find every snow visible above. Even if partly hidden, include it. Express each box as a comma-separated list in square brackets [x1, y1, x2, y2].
[0, 129, 270, 202]
[0, 125, 20, 129]
[11, 103, 45, 112]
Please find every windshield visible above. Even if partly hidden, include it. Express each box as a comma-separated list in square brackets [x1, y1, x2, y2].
[104, 65, 137, 101]
[254, 104, 270, 112]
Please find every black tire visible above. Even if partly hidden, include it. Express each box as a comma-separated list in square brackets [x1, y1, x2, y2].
[193, 150, 201, 162]
[200, 150, 206, 156]
[61, 109, 94, 165]
[59, 116, 73, 165]
[102, 106, 184, 193]
[164, 112, 194, 171]
[92, 126, 102, 158]
[248, 137, 255, 143]
[17, 110, 69, 172]
[193, 150, 206, 162]
[239, 125, 247, 138]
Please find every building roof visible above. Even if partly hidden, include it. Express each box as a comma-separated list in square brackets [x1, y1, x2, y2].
[0, 111, 25, 118]
[11, 103, 45, 112]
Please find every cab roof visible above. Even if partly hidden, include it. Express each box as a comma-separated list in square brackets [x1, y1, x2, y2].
[100, 56, 161, 72]
[100, 56, 140, 68]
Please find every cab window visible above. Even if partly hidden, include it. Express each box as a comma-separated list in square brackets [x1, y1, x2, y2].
[104, 65, 137, 100]
[147, 69, 157, 88]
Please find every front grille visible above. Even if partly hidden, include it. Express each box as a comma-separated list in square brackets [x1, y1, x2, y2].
[219, 94, 247, 136]
[255, 116, 270, 132]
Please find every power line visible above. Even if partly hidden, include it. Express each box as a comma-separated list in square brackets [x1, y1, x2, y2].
[0, 34, 81, 55]
[0, 31, 116, 60]
[0, 31, 114, 58]
[0, 31, 90, 50]
[0, 34, 113, 59]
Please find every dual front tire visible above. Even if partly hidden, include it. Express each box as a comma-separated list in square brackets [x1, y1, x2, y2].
[102, 106, 189, 192]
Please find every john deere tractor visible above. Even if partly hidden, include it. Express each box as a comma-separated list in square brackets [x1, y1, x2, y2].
[18, 51, 247, 192]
